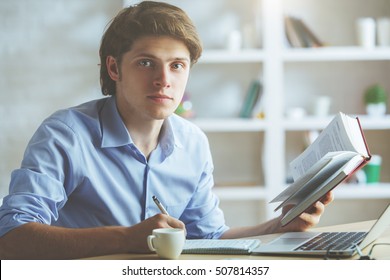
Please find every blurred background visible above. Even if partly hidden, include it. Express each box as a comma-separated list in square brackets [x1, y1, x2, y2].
[1, 0, 390, 227]
[0, 0, 123, 198]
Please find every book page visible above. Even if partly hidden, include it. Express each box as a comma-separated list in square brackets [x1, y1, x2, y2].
[274, 151, 359, 212]
[290, 113, 366, 180]
[270, 153, 335, 203]
[343, 114, 370, 158]
[307, 154, 364, 200]
[281, 154, 364, 226]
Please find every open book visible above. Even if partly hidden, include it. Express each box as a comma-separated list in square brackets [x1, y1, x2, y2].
[271, 112, 371, 226]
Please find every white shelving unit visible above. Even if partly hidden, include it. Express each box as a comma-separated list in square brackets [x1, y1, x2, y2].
[200, 49, 265, 63]
[213, 186, 267, 201]
[128, 0, 390, 226]
[334, 184, 390, 199]
[283, 47, 390, 61]
[191, 118, 268, 132]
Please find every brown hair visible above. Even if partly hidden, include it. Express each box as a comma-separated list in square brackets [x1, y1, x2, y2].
[99, 1, 202, 96]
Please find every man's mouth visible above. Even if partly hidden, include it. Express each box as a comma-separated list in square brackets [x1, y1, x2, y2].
[147, 94, 173, 102]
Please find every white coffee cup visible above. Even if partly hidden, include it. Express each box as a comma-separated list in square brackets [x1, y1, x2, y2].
[356, 17, 376, 48]
[147, 228, 185, 259]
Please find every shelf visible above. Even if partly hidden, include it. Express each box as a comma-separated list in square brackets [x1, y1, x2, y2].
[283, 116, 333, 130]
[213, 186, 266, 201]
[177, 0, 390, 224]
[283, 47, 390, 62]
[199, 49, 265, 64]
[191, 118, 268, 132]
[335, 184, 390, 199]
[213, 184, 390, 201]
[358, 116, 390, 130]
[283, 115, 390, 131]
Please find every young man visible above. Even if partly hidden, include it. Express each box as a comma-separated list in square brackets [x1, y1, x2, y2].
[0, 1, 332, 259]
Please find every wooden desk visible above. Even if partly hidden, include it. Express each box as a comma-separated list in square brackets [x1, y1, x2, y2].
[86, 220, 390, 260]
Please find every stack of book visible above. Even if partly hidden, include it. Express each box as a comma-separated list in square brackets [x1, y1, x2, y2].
[284, 15, 324, 48]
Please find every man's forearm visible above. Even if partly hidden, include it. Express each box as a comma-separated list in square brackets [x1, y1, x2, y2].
[0, 222, 138, 259]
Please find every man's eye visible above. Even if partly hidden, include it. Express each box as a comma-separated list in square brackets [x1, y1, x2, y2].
[139, 60, 153, 67]
[172, 63, 184, 70]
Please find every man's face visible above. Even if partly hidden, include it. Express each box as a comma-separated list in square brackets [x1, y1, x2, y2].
[108, 35, 191, 123]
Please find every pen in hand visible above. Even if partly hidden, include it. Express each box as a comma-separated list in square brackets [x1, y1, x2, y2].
[152, 195, 170, 216]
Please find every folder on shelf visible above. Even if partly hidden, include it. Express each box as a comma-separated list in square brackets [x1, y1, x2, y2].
[239, 80, 263, 118]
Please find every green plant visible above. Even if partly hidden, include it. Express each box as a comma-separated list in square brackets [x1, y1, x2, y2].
[364, 84, 388, 104]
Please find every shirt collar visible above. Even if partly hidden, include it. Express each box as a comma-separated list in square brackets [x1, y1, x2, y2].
[100, 96, 132, 148]
[159, 116, 183, 157]
[99, 96, 183, 152]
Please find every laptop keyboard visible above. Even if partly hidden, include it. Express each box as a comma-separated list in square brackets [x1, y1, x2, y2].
[295, 232, 366, 251]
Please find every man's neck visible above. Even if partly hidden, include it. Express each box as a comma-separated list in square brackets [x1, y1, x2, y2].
[125, 116, 165, 159]
[114, 97, 165, 159]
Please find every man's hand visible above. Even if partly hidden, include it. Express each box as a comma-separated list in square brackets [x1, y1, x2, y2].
[126, 214, 185, 253]
[277, 191, 334, 233]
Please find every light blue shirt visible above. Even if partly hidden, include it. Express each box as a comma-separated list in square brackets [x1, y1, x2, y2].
[0, 97, 228, 239]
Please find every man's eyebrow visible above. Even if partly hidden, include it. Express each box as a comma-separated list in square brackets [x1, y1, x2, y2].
[173, 57, 191, 62]
[134, 53, 190, 62]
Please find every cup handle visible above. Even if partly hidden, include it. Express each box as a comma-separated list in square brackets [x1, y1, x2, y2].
[147, 235, 157, 252]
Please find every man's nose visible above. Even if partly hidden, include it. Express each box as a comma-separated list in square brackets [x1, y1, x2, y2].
[153, 66, 171, 88]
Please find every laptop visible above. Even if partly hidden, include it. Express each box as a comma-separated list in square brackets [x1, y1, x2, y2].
[252, 204, 390, 258]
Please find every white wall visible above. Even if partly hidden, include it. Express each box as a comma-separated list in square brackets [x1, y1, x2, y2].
[0, 0, 123, 197]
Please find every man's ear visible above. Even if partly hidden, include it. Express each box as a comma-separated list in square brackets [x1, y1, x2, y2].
[106, 56, 120, 81]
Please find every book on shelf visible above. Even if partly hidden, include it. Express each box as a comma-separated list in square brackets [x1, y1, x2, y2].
[182, 239, 261, 255]
[239, 80, 263, 118]
[285, 16, 303, 48]
[284, 15, 324, 48]
[271, 112, 371, 226]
